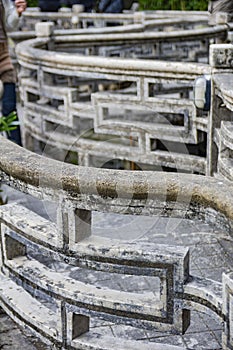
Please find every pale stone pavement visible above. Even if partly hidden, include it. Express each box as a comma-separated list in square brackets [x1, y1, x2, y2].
[0, 184, 232, 349]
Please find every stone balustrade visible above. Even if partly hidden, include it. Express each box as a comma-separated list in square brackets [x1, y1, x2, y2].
[9, 10, 216, 66]
[20, 8, 209, 31]
[0, 136, 233, 348]
[15, 21, 230, 176]
[1, 10, 233, 350]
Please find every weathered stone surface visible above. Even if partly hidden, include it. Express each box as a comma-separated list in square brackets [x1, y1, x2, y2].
[1, 8, 233, 350]
[0, 182, 231, 349]
[35, 22, 54, 37]
[210, 44, 233, 68]
[15, 19, 220, 174]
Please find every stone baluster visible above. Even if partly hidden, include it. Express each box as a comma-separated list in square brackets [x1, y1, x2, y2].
[57, 200, 92, 251]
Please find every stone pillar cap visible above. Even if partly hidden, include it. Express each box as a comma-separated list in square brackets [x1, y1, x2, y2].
[35, 22, 54, 37]
[72, 4, 84, 13]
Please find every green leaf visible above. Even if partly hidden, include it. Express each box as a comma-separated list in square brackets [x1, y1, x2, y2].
[0, 112, 18, 133]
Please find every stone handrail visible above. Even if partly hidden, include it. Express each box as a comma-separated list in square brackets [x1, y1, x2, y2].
[0, 136, 232, 217]
[16, 37, 211, 73]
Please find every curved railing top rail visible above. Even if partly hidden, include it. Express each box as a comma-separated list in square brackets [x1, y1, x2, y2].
[141, 17, 209, 30]
[22, 10, 138, 21]
[16, 37, 211, 77]
[22, 9, 209, 21]
[143, 10, 208, 16]
[9, 15, 216, 43]
[17, 16, 211, 34]
[10, 16, 209, 41]
[54, 25, 227, 43]
[9, 24, 142, 43]
[0, 137, 232, 221]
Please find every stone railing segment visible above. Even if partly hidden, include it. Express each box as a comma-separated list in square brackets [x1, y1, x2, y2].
[15, 21, 229, 175]
[20, 8, 209, 31]
[0, 136, 233, 348]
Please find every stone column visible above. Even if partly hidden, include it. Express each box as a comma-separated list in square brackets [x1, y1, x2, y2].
[222, 273, 233, 349]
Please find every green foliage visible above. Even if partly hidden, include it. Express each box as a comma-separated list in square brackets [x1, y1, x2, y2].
[138, 0, 208, 11]
[0, 112, 19, 133]
[27, 0, 38, 7]
[26, 0, 207, 11]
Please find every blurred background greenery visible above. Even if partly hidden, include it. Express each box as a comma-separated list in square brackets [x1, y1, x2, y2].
[138, 0, 207, 10]
[26, 0, 208, 11]
[27, 0, 38, 6]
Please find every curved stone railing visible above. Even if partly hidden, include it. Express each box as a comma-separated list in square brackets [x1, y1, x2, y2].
[20, 8, 209, 31]
[2, 10, 233, 349]
[15, 22, 230, 175]
[9, 9, 211, 77]
[9, 9, 216, 61]
[0, 136, 233, 349]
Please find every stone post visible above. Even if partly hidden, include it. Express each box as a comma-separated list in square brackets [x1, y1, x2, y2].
[35, 21, 55, 38]
[35, 21, 55, 51]
[35, 21, 55, 114]
[133, 11, 145, 25]
[57, 200, 92, 251]
[71, 4, 84, 29]
[207, 44, 233, 175]
[72, 4, 84, 13]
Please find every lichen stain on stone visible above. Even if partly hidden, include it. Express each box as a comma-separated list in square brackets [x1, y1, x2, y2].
[96, 179, 118, 199]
